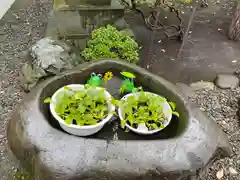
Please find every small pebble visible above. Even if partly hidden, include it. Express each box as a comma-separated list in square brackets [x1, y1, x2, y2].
[161, 49, 166, 53]
[229, 167, 238, 175]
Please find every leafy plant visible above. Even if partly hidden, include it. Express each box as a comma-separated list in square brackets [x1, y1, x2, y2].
[81, 25, 139, 63]
[14, 171, 31, 180]
[119, 91, 179, 130]
[44, 86, 110, 126]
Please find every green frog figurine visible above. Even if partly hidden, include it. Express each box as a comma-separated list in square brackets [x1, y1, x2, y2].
[120, 79, 135, 93]
[120, 71, 142, 93]
[87, 73, 102, 87]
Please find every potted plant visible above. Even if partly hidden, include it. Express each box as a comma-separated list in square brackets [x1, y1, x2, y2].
[44, 84, 115, 136]
[116, 71, 179, 135]
[118, 90, 179, 135]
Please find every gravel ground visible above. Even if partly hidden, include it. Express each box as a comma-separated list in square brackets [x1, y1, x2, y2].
[0, 0, 240, 180]
[0, 0, 51, 179]
[189, 86, 240, 180]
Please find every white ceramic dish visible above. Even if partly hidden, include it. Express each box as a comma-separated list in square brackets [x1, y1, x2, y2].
[50, 84, 115, 136]
[118, 92, 172, 135]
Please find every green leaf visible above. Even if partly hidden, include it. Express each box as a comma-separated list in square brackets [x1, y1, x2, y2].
[120, 71, 136, 79]
[172, 111, 180, 117]
[76, 119, 85, 126]
[147, 123, 158, 130]
[64, 86, 69, 90]
[168, 101, 176, 111]
[65, 116, 73, 125]
[120, 119, 126, 129]
[44, 97, 52, 103]
[111, 99, 121, 107]
[125, 128, 130, 132]
[74, 91, 85, 99]
[160, 124, 165, 129]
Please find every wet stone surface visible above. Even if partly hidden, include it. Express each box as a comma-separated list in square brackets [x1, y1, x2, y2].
[7, 60, 231, 180]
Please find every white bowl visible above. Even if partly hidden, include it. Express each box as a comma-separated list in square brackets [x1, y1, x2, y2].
[50, 84, 115, 136]
[118, 92, 172, 135]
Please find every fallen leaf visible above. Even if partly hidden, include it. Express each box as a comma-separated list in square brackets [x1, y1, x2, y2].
[216, 169, 224, 179]
[229, 167, 238, 175]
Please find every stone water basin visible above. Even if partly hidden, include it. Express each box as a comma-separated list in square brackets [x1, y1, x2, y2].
[7, 59, 231, 180]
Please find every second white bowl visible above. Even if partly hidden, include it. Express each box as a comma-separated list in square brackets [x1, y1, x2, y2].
[118, 92, 172, 135]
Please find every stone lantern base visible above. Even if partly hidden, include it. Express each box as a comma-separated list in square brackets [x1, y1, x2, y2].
[46, 0, 133, 50]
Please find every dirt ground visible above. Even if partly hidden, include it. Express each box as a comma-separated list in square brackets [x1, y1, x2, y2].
[129, 0, 240, 83]
[1, 0, 240, 179]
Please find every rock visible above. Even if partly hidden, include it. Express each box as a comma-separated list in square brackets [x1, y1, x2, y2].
[216, 169, 224, 179]
[229, 167, 238, 175]
[20, 63, 47, 92]
[215, 74, 239, 89]
[190, 81, 215, 90]
[8, 60, 232, 180]
[229, 167, 238, 176]
[30, 38, 73, 73]
[20, 38, 76, 92]
[0, 134, 4, 139]
[120, 29, 135, 38]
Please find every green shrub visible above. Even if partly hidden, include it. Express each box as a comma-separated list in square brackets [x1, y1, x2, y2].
[81, 25, 139, 63]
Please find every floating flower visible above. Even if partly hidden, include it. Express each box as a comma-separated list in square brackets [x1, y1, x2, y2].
[104, 71, 113, 82]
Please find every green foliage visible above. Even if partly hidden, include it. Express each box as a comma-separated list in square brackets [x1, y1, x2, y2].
[81, 25, 139, 63]
[44, 97, 51, 103]
[120, 91, 179, 130]
[45, 86, 109, 126]
[14, 171, 31, 180]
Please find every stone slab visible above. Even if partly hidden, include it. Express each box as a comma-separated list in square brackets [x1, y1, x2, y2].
[0, 0, 15, 20]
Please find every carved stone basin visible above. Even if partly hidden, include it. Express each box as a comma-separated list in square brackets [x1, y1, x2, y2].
[7, 60, 231, 180]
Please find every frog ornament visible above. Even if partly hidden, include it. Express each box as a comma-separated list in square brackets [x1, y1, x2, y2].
[87, 72, 113, 87]
[87, 73, 103, 87]
[120, 72, 142, 94]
